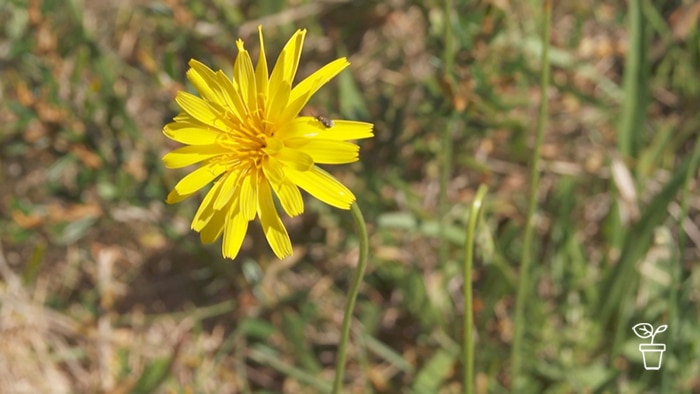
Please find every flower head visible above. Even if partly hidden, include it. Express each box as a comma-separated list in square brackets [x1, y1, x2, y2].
[163, 27, 373, 260]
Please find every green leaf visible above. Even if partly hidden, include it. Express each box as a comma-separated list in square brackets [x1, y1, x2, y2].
[239, 317, 276, 340]
[131, 357, 172, 394]
[377, 212, 418, 230]
[411, 349, 456, 394]
[361, 333, 415, 373]
[281, 309, 322, 373]
[338, 62, 369, 119]
[598, 151, 700, 333]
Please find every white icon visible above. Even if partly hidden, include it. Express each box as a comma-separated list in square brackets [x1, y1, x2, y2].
[632, 323, 667, 370]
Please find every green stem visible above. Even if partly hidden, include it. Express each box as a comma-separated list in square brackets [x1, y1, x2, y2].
[463, 184, 488, 394]
[332, 202, 369, 394]
[511, 0, 551, 390]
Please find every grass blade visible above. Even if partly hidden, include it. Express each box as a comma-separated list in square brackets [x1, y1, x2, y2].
[511, 0, 552, 390]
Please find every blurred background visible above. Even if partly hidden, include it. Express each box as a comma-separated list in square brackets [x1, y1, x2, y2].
[1, 0, 699, 392]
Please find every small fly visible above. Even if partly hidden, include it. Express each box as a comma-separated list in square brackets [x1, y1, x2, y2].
[315, 115, 334, 128]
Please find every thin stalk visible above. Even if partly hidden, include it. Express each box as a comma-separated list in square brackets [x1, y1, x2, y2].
[463, 184, 488, 394]
[332, 202, 369, 394]
[511, 0, 551, 390]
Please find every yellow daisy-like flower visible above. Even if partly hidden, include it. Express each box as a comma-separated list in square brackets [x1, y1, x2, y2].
[163, 27, 373, 260]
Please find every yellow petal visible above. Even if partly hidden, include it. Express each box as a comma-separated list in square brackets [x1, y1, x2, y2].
[172, 162, 226, 196]
[200, 208, 226, 244]
[285, 166, 355, 209]
[326, 120, 375, 140]
[288, 57, 349, 105]
[213, 170, 240, 211]
[173, 111, 195, 123]
[172, 112, 214, 129]
[261, 149, 305, 215]
[187, 59, 226, 107]
[239, 169, 258, 221]
[275, 179, 304, 217]
[165, 188, 196, 204]
[275, 146, 314, 171]
[175, 91, 232, 130]
[269, 29, 305, 92]
[215, 70, 247, 122]
[255, 26, 269, 109]
[284, 139, 359, 164]
[234, 39, 257, 114]
[261, 156, 285, 185]
[276, 77, 322, 126]
[163, 122, 222, 145]
[191, 177, 226, 231]
[222, 205, 249, 259]
[266, 80, 290, 126]
[162, 145, 227, 168]
[274, 57, 349, 125]
[258, 179, 293, 258]
[276, 117, 374, 141]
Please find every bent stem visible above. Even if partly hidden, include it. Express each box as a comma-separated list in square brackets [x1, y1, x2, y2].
[463, 184, 488, 394]
[332, 202, 369, 394]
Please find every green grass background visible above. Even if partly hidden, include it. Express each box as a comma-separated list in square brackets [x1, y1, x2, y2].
[1, 0, 699, 393]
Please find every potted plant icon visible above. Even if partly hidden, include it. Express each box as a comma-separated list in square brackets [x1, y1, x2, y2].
[632, 323, 667, 370]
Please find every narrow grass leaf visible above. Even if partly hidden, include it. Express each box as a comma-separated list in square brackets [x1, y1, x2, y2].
[411, 349, 457, 394]
[132, 357, 173, 394]
[598, 154, 699, 327]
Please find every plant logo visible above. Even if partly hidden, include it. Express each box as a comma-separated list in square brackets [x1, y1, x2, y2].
[632, 323, 667, 370]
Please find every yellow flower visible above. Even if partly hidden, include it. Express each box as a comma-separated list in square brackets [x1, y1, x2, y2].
[163, 27, 373, 260]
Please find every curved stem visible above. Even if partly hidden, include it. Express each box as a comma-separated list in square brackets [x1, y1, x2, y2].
[332, 202, 369, 394]
[463, 184, 488, 394]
